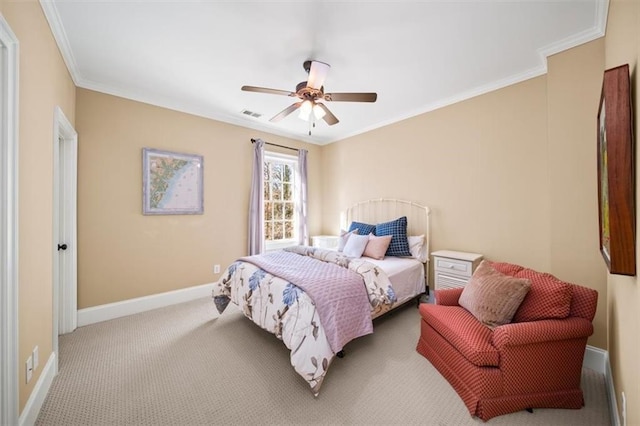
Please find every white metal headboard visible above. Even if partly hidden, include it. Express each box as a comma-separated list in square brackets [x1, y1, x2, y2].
[342, 198, 431, 265]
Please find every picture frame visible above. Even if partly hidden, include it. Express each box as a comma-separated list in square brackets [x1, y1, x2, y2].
[142, 148, 204, 215]
[597, 64, 635, 275]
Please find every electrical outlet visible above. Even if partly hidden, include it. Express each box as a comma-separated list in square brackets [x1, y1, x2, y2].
[622, 391, 627, 426]
[25, 355, 33, 384]
[214, 264, 220, 274]
[33, 346, 39, 370]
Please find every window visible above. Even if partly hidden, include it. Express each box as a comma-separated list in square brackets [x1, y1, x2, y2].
[264, 152, 298, 250]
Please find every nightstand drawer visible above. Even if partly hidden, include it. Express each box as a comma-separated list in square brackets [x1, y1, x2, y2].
[435, 257, 473, 276]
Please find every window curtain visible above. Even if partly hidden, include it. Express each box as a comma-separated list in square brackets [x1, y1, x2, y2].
[297, 149, 309, 246]
[248, 139, 265, 255]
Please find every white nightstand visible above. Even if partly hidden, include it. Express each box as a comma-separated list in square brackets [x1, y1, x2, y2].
[432, 250, 484, 290]
[311, 235, 339, 250]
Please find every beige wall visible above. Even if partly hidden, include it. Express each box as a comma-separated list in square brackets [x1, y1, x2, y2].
[546, 39, 608, 353]
[8, 0, 638, 421]
[1, 1, 77, 413]
[75, 89, 320, 308]
[604, 0, 640, 424]
[320, 39, 608, 350]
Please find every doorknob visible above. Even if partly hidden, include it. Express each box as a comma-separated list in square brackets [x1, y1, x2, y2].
[57, 243, 68, 251]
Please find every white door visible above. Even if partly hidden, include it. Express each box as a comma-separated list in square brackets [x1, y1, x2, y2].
[52, 107, 77, 364]
[0, 14, 19, 426]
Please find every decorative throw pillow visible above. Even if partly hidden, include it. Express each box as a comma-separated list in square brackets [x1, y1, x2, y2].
[458, 260, 531, 329]
[342, 233, 370, 258]
[375, 216, 412, 257]
[512, 268, 573, 322]
[348, 221, 376, 236]
[485, 261, 525, 277]
[337, 229, 358, 252]
[363, 234, 392, 260]
[408, 235, 427, 262]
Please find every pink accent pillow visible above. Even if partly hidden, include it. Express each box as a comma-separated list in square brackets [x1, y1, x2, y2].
[512, 268, 573, 322]
[363, 234, 392, 260]
[458, 260, 531, 329]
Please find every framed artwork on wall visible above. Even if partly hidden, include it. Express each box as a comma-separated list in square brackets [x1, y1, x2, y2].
[142, 148, 204, 215]
[597, 64, 635, 276]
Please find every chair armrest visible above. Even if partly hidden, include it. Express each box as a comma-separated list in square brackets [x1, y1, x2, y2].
[435, 288, 464, 306]
[492, 317, 593, 348]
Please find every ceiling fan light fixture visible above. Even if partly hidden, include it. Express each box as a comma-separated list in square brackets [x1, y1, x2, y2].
[298, 100, 313, 120]
[306, 60, 330, 90]
[313, 103, 326, 120]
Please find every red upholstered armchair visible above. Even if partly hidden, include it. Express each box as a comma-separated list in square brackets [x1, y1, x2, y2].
[416, 261, 598, 421]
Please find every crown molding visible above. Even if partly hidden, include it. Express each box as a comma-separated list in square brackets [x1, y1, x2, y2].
[39, 0, 81, 85]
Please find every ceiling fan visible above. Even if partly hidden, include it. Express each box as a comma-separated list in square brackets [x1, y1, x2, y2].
[241, 60, 377, 132]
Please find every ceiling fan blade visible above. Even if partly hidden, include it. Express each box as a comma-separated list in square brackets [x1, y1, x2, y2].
[324, 92, 377, 102]
[316, 103, 339, 126]
[306, 61, 331, 90]
[242, 85, 295, 97]
[270, 102, 302, 122]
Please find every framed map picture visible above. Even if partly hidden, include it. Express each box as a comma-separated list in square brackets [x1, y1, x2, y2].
[142, 148, 203, 215]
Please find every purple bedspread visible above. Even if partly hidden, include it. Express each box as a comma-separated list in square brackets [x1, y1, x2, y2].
[240, 250, 373, 352]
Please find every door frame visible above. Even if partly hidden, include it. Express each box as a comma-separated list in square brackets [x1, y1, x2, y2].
[0, 14, 19, 426]
[52, 106, 77, 367]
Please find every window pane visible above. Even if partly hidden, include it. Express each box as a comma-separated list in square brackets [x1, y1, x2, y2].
[283, 164, 293, 182]
[283, 183, 291, 200]
[263, 162, 270, 181]
[285, 202, 293, 220]
[285, 221, 293, 239]
[272, 163, 282, 181]
[265, 202, 273, 220]
[272, 182, 281, 200]
[265, 222, 273, 241]
[274, 202, 284, 219]
[274, 222, 283, 240]
[263, 183, 270, 200]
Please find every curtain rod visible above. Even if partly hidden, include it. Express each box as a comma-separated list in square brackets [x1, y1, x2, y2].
[251, 138, 299, 152]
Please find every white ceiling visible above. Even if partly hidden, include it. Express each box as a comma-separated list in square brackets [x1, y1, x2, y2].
[41, 0, 607, 145]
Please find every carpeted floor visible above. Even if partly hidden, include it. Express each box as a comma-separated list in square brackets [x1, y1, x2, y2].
[36, 297, 611, 425]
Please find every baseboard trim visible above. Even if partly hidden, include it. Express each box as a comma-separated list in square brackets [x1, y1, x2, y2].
[77, 282, 216, 327]
[584, 344, 606, 373]
[18, 352, 56, 426]
[584, 345, 620, 426]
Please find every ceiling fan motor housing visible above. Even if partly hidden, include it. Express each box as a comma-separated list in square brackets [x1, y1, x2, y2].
[296, 81, 323, 101]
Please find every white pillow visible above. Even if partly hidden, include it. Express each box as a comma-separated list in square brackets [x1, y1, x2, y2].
[408, 235, 428, 263]
[342, 233, 369, 258]
[338, 229, 358, 252]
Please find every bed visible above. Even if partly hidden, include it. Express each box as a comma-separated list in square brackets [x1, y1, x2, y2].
[212, 199, 431, 395]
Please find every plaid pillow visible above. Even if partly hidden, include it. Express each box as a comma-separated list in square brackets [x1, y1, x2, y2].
[348, 221, 376, 236]
[375, 216, 412, 257]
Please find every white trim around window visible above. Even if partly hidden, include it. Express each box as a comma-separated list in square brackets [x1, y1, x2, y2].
[263, 151, 299, 251]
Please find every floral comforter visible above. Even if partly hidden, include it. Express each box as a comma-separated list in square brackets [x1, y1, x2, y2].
[212, 246, 397, 395]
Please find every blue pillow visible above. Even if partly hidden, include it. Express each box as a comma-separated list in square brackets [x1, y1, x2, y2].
[375, 216, 412, 257]
[348, 221, 376, 236]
